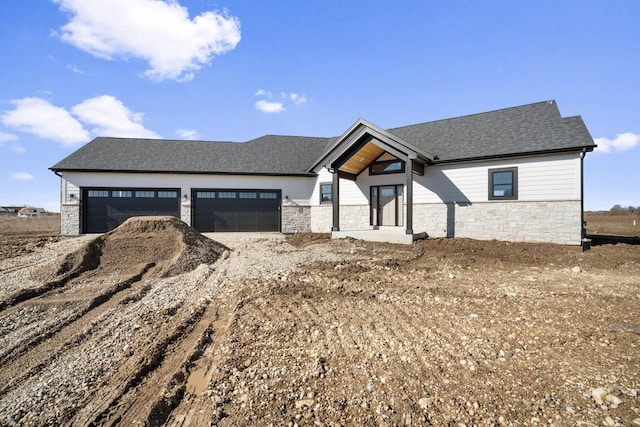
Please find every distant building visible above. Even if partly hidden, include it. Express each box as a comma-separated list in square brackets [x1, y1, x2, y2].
[0, 206, 22, 217]
[17, 207, 47, 218]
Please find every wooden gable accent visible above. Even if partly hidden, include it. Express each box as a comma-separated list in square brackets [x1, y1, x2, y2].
[338, 141, 385, 176]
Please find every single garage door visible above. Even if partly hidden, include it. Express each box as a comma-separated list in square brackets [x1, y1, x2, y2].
[192, 189, 280, 232]
[83, 188, 180, 233]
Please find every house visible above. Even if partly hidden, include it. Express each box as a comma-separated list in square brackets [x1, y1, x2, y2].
[0, 206, 23, 217]
[50, 100, 596, 245]
[17, 207, 47, 218]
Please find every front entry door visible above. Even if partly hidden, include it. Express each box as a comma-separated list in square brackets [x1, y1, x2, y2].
[371, 185, 403, 227]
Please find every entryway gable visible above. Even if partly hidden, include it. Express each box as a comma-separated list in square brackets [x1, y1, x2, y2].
[308, 118, 433, 176]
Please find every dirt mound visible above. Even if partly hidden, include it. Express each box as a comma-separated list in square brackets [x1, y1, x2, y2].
[35, 216, 228, 282]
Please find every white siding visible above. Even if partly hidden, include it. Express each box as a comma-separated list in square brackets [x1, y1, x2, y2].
[413, 153, 581, 203]
[61, 171, 318, 205]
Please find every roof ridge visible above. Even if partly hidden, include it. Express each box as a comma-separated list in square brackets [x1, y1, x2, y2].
[387, 100, 558, 131]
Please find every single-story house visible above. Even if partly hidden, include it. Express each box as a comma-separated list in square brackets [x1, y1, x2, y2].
[0, 206, 23, 217]
[50, 100, 595, 245]
[17, 207, 47, 218]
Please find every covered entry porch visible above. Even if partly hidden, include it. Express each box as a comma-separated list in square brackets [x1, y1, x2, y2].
[309, 119, 433, 244]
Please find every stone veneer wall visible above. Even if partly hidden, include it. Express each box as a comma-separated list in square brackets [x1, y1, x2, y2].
[180, 202, 192, 227]
[339, 205, 371, 231]
[310, 205, 332, 232]
[60, 202, 81, 236]
[281, 205, 311, 233]
[413, 200, 582, 245]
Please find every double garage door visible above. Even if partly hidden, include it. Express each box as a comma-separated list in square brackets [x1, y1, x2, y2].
[83, 188, 181, 233]
[192, 189, 281, 232]
[83, 187, 281, 233]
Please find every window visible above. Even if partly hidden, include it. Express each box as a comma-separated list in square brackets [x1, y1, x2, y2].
[112, 190, 132, 198]
[88, 190, 109, 197]
[369, 160, 405, 175]
[260, 192, 277, 199]
[135, 191, 155, 198]
[239, 192, 257, 199]
[218, 192, 237, 199]
[158, 191, 177, 198]
[489, 167, 518, 200]
[320, 183, 332, 204]
[197, 192, 216, 199]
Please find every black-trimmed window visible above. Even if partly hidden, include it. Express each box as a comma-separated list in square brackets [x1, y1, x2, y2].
[320, 183, 332, 204]
[489, 167, 518, 200]
[369, 160, 405, 175]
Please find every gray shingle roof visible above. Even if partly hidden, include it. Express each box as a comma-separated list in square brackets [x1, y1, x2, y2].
[50, 100, 595, 174]
[388, 100, 595, 162]
[51, 135, 334, 175]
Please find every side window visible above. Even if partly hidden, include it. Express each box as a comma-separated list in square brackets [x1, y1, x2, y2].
[489, 167, 518, 200]
[320, 183, 333, 204]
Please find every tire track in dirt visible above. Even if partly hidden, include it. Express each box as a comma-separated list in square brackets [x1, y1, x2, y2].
[0, 263, 155, 396]
[70, 301, 214, 426]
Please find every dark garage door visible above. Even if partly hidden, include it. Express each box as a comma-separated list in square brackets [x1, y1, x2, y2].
[83, 188, 180, 233]
[193, 189, 280, 232]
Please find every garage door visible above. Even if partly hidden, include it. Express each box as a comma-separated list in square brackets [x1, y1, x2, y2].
[192, 189, 280, 232]
[83, 188, 180, 233]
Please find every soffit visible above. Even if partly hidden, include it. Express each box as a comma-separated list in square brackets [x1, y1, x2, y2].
[338, 141, 385, 175]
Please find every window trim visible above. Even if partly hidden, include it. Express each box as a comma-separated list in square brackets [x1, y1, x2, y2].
[369, 160, 405, 176]
[488, 167, 518, 200]
[319, 182, 333, 204]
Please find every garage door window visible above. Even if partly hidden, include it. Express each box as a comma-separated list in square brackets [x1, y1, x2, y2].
[239, 192, 257, 199]
[112, 191, 132, 198]
[88, 190, 109, 197]
[135, 191, 155, 198]
[260, 192, 277, 199]
[197, 192, 216, 198]
[158, 191, 177, 198]
[218, 192, 237, 198]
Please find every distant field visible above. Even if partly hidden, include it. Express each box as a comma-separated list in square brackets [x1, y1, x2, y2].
[585, 213, 640, 237]
[0, 215, 60, 235]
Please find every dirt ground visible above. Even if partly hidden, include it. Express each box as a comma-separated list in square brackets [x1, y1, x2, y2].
[0, 219, 639, 426]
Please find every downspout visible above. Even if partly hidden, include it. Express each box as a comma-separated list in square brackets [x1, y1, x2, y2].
[580, 148, 587, 240]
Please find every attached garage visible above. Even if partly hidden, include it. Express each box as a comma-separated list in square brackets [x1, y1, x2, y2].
[192, 189, 281, 232]
[83, 188, 180, 233]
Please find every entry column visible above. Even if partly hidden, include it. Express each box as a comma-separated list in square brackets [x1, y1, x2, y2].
[332, 168, 340, 231]
[405, 159, 413, 235]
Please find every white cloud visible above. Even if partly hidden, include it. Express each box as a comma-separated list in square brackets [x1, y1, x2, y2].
[289, 93, 307, 105]
[0, 130, 18, 143]
[12, 172, 34, 180]
[176, 128, 200, 140]
[254, 89, 308, 113]
[54, 0, 241, 81]
[1, 97, 89, 146]
[10, 144, 25, 153]
[255, 100, 285, 114]
[594, 132, 640, 153]
[72, 95, 161, 139]
[67, 64, 84, 74]
[254, 89, 271, 97]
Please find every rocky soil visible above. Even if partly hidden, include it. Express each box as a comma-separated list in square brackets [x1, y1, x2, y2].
[0, 220, 639, 426]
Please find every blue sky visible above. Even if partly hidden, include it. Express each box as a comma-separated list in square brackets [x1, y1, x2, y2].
[0, 0, 638, 212]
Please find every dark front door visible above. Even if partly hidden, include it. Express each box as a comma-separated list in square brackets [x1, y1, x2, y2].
[371, 185, 404, 227]
[193, 189, 280, 232]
